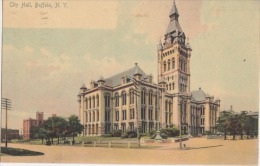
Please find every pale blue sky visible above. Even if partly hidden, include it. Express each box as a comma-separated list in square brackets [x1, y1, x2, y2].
[2, 0, 259, 130]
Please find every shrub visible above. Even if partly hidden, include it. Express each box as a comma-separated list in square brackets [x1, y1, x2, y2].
[149, 130, 157, 136]
[150, 134, 156, 139]
[160, 127, 180, 137]
[160, 133, 168, 139]
[128, 134, 135, 138]
[109, 130, 122, 137]
[204, 131, 212, 135]
[121, 133, 128, 139]
[121, 130, 137, 139]
[102, 134, 113, 137]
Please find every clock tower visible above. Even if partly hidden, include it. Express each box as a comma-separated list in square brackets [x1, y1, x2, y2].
[157, 0, 192, 96]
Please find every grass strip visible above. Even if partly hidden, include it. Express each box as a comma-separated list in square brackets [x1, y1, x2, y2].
[1, 147, 44, 156]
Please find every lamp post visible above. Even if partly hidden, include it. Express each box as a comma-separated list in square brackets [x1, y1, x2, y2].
[172, 94, 191, 150]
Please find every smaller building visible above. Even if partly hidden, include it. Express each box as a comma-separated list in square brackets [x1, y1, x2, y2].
[23, 112, 44, 140]
[1, 128, 20, 141]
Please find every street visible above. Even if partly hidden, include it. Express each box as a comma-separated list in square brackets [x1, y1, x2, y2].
[1, 137, 258, 165]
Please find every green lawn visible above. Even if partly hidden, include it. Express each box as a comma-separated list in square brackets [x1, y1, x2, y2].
[1, 147, 44, 156]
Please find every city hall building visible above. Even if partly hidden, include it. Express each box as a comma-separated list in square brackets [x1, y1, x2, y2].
[78, 1, 220, 136]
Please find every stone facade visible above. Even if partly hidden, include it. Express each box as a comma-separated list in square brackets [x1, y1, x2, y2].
[78, 1, 220, 136]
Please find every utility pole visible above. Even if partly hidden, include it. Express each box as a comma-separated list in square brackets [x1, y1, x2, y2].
[1, 98, 12, 148]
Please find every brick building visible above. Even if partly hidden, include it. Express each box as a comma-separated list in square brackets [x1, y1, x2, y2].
[23, 112, 44, 140]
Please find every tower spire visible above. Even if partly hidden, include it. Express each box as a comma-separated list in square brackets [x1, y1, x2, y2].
[169, 0, 179, 19]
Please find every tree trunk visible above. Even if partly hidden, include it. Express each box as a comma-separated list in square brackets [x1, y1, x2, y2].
[240, 134, 243, 140]
[224, 132, 227, 140]
[233, 134, 235, 140]
[51, 137, 54, 144]
[42, 138, 44, 144]
[58, 137, 59, 144]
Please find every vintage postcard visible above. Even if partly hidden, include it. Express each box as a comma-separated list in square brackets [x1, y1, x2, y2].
[1, 0, 259, 165]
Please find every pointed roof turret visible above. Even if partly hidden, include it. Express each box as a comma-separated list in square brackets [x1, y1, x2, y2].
[98, 76, 105, 82]
[80, 83, 87, 89]
[134, 63, 142, 76]
[169, 0, 179, 18]
[157, 38, 163, 51]
[186, 37, 192, 50]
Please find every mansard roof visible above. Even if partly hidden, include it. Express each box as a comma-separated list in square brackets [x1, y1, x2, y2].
[191, 88, 211, 102]
[104, 64, 148, 87]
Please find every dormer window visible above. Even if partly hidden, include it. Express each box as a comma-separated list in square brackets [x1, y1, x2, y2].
[121, 76, 128, 84]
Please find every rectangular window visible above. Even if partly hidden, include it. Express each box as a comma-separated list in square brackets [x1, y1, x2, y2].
[165, 113, 168, 124]
[122, 93, 127, 105]
[122, 123, 126, 132]
[129, 123, 134, 131]
[115, 96, 119, 107]
[148, 109, 153, 120]
[116, 111, 119, 121]
[122, 110, 127, 120]
[141, 107, 146, 120]
[105, 111, 110, 122]
[130, 91, 134, 104]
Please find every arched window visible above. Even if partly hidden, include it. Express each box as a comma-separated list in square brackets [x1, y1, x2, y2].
[172, 82, 175, 90]
[93, 111, 95, 122]
[96, 95, 99, 107]
[122, 91, 127, 105]
[163, 61, 166, 72]
[172, 58, 175, 69]
[93, 96, 95, 108]
[104, 93, 110, 108]
[89, 97, 92, 109]
[130, 89, 134, 104]
[97, 110, 99, 121]
[168, 59, 171, 71]
[115, 93, 119, 107]
[86, 98, 88, 109]
[148, 91, 153, 105]
[180, 60, 183, 71]
[141, 89, 146, 105]
[165, 100, 168, 112]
